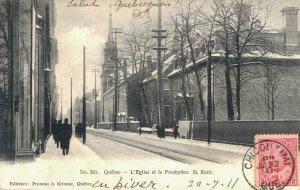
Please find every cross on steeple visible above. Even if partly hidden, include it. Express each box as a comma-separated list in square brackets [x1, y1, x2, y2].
[107, 2, 114, 43]
[110, 2, 112, 16]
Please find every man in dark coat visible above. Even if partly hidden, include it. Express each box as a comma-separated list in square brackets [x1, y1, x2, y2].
[173, 125, 179, 139]
[56, 120, 63, 148]
[75, 123, 78, 137]
[77, 122, 83, 138]
[52, 120, 59, 147]
[76, 122, 82, 138]
[61, 118, 72, 155]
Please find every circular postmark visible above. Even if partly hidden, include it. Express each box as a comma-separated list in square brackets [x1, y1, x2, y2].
[242, 140, 295, 190]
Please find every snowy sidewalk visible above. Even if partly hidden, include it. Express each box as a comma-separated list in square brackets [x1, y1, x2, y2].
[38, 135, 106, 163]
[0, 136, 107, 190]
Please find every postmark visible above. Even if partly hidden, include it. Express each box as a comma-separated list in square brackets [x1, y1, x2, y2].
[242, 134, 298, 190]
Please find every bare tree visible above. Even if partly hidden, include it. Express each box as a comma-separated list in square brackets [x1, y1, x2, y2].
[171, 17, 193, 121]
[173, 0, 207, 120]
[120, 23, 155, 126]
[212, 0, 235, 120]
[229, 0, 270, 120]
[208, 0, 270, 120]
[262, 64, 286, 120]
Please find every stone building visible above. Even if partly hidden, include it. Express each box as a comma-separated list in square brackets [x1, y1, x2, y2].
[100, 11, 163, 127]
[100, 12, 178, 127]
[100, 6, 300, 130]
[0, 0, 58, 161]
[168, 6, 300, 122]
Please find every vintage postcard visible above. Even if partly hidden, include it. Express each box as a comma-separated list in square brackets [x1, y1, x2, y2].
[0, 0, 299, 189]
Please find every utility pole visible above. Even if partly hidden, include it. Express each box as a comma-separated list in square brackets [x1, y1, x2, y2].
[83, 46, 86, 144]
[207, 40, 214, 144]
[60, 88, 62, 121]
[93, 71, 98, 129]
[70, 78, 72, 126]
[152, 0, 167, 138]
[112, 28, 122, 131]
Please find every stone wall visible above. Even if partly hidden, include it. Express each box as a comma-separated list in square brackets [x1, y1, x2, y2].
[190, 120, 300, 145]
[213, 59, 300, 120]
[170, 57, 300, 121]
[98, 122, 140, 132]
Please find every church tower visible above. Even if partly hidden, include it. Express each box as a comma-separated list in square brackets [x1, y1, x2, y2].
[102, 11, 116, 93]
[101, 10, 116, 122]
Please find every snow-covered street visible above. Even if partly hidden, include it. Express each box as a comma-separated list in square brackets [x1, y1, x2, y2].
[0, 131, 299, 190]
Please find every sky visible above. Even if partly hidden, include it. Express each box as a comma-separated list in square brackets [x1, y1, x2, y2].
[54, 0, 300, 116]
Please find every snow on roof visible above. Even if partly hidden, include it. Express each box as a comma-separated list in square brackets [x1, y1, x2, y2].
[163, 54, 176, 72]
[167, 68, 181, 77]
[264, 30, 281, 34]
[152, 70, 157, 76]
[167, 55, 209, 77]
[243, 51, 300, 60]
[167, 51, 300, 78]
[142, 71, 157, 83]
[143, 55, 176, 83]
[175, 93, 194, 98]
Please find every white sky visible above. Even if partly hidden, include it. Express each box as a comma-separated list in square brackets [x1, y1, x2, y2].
[54, 0, 300, 116]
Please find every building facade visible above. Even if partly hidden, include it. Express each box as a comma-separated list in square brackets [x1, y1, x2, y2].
[168, 6, 300, 122]
[100, 6, 300, 130]
[0, 0, 58, 162]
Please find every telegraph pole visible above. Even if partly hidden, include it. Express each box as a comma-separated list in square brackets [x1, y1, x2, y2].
[83, 46, 86, 144]
[207, 40, 213, 144]
[70, 78, 72, 126]
[94, 71, 98, 129]
[60, 88, 62, 120]
[152, 0, 167, 138]
[112, 28, 122, 131]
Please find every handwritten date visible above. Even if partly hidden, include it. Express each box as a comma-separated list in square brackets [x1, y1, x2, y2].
[188, 178, 239, 189]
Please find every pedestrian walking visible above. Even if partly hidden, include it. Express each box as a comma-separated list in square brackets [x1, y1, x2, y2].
[76, 122, 82, 138]
[61, 118, 72, 155]
[56, 120, 63, 148]
[78, 122, 83, 138]
[75, 123, 78, 137]
[173, 125, 179, 139]
[52, 120, 58, 147]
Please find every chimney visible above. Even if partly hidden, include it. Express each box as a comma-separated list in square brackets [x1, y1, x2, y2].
[281, 7, 300, 53]
[146, 55, 153, 77]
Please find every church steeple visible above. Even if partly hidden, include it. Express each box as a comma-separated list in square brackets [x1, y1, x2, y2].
[107, 3, 114, 43]
[172, 17, 180, 53]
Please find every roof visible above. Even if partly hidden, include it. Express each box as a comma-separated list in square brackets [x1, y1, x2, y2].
[167, 54, 211, 78]
[167, 51, 300, 78]
[142, 54, 177, 84]
[175, 93, 194, 98]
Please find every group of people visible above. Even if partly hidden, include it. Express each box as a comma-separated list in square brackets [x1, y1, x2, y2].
[75, 122, 84, 138]
[52, 118, 72, 156]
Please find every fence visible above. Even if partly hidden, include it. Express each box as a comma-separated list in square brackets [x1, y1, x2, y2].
[179, 120, 300, 145]
[97, 122, 140, 132]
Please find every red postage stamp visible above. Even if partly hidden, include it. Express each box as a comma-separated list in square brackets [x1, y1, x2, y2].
[254, 134, 298, 189]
